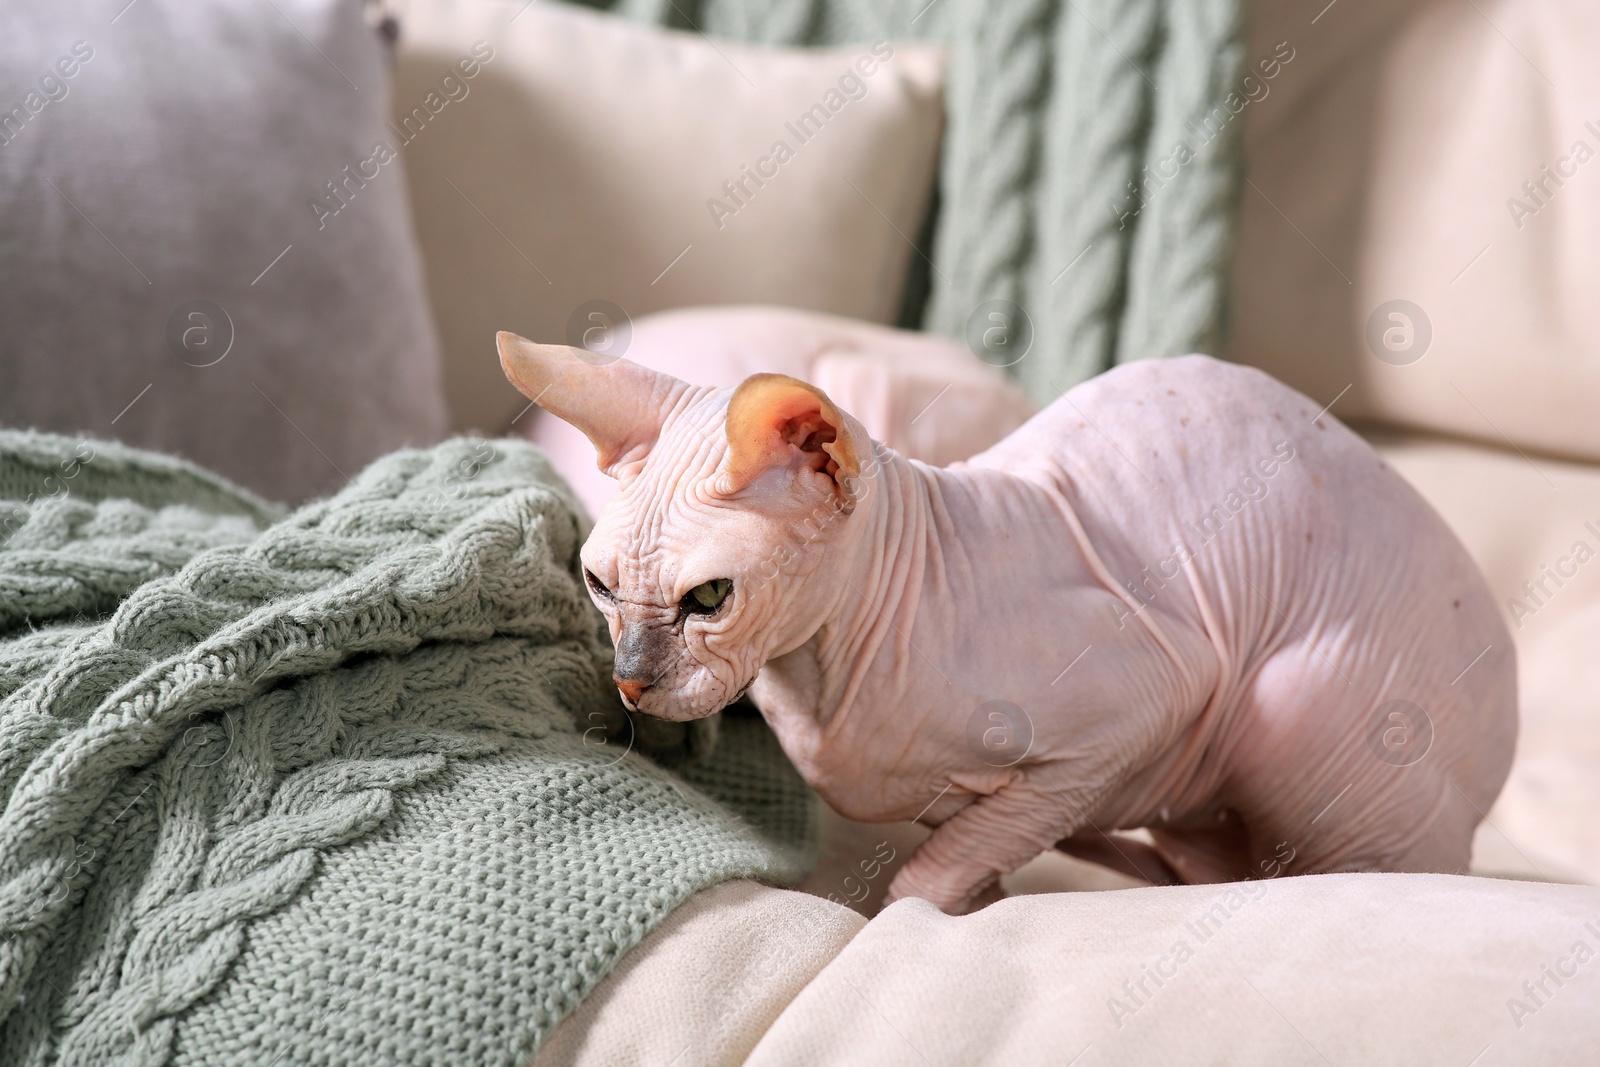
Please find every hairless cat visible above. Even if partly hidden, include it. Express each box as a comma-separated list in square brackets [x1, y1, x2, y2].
[498, 333, 1516, 914]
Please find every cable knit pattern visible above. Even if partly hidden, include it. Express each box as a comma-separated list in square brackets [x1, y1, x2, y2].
[0, 430, 815, 1066]
[1117, 0, 1246, 365]
[924, 0, 1056, 344]
[598, 0, 1244, 401]
[1024, 0, 1161, 397]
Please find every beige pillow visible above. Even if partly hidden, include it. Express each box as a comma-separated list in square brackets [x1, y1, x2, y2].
[390, 1, 946, 433]
[1228, 0, 1600, 461]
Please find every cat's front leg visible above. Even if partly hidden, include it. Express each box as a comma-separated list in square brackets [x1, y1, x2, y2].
[883, 778, 1083, 914]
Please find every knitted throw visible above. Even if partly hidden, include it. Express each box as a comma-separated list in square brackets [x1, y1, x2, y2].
[591, 0, 1245, 402]
[0, 430, 816, 1066]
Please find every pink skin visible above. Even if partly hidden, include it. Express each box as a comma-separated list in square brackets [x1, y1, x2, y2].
[521, 305, 1035, 521]
[499, 334, 1518, 914]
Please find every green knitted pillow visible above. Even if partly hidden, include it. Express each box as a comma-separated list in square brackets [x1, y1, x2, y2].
[0, 430, 816, 1066]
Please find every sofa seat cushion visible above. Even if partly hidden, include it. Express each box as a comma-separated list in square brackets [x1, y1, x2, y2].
[747, 874, 1600, 1065]
[538, 874, 1600, 1065]
[532, 880, 864, 1067]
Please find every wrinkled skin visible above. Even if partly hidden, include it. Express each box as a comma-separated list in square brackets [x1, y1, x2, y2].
[500, 335, 1518, 914]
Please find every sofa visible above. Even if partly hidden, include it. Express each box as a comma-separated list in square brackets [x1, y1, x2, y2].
[3, 0, 1598, 1063]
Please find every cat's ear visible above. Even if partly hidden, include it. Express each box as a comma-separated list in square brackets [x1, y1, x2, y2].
[718, 373, 862, 501]
[498, 332, 683, 479]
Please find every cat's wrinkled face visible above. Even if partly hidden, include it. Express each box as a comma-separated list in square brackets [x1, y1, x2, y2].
[497, 333, 866, 721]
[580, 405, 853, 719]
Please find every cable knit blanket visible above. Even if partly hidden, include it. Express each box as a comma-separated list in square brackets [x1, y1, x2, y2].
[601, 0, 1245, 400]
[0, 430, 816, 1066]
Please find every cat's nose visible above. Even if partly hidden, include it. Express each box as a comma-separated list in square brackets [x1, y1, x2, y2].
[615, 677, 648, 706]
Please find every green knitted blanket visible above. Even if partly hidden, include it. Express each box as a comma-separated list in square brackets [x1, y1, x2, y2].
[589, 0, 1245, 401]
[0, 430, 816, 1066]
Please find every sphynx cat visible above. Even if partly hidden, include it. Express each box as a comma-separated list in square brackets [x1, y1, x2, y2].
[498, 332, 1517, 914]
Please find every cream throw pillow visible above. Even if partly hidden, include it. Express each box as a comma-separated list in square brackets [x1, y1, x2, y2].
[1228, 0, 1600, 461]
[391, 1, 946, 433]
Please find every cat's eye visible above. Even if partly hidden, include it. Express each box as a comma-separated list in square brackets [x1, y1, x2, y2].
[682, 578, 732, 615]
[584, 569, 616, 602]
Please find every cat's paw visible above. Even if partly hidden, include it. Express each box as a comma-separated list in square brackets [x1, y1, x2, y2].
[882, 781, 1068, 913]
[883, 865, 1005, 915]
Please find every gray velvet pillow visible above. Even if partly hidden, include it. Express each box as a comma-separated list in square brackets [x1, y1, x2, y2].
[0, 1, 448, 503]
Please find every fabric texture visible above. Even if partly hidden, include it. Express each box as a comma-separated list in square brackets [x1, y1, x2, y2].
[390, 0, 947, 433]
[744, 874, 1600, 1066]
[532, 879, 865, 1067]
[0, 0, 449, 504]
[1226, 0, 1600, 461]
[0, 429, 817, 1065]
[535, 873, 1600, 1066]
[590, 0, 1247, 404]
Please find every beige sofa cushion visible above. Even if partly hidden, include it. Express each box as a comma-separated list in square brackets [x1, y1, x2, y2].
[1229, 0, 1600, 461]
[748, 875, 1600, 1066]
[391, 1, 946, 433]
[540, 875, 1600, 1065]
[531, 880, 864, 1067]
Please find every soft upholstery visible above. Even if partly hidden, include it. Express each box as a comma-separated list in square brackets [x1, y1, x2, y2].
[602, 0, 1246, 403]
[0, 431, 815, 1064]
[391, 0, 946, 433]
[540, 874, 1600, 1065]
[1228, 0, 1600, 461]
[749, 876, 1600, 1065]
[0, 0, 448, 504]
[533, 880, 865, 1067]
[522, 305, 1036, 518]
